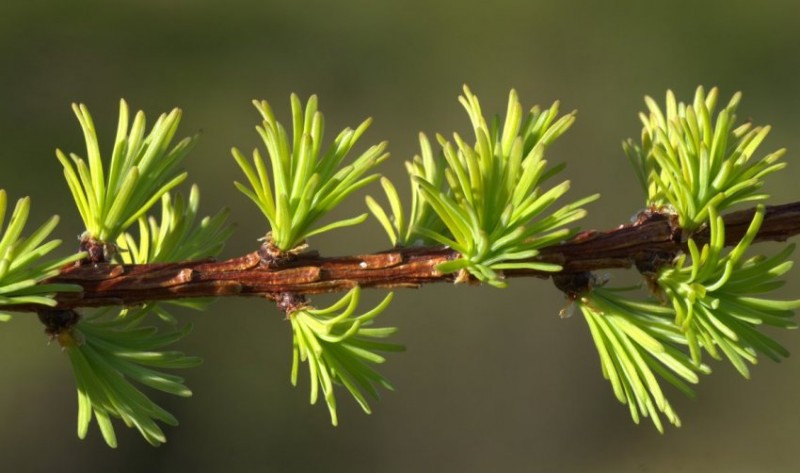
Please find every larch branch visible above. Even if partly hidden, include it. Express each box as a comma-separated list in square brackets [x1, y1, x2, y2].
[7, 201, 800, 313]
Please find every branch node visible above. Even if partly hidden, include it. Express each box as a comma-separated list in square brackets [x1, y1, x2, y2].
[257, 234, 310, 268]
[271, 292, 308, 316]
[552, 271, 593, 300]
[37, 309, 82, 348]
[78, 233, 117, 265]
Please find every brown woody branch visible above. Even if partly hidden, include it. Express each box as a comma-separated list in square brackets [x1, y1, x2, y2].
[8, 202, 800, 313]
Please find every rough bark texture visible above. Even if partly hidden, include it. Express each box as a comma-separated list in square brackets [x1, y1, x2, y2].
[7, 202, 800, 313]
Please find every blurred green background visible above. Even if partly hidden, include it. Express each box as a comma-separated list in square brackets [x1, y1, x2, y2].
[2, 0, 800, 471]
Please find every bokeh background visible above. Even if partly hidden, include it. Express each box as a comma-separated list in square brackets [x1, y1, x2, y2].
[2, 0, 800, 471]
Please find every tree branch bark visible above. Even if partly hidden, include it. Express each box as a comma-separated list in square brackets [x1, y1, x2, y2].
[7, 202, 800, 313]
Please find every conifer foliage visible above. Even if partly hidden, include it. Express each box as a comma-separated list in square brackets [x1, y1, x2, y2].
[0, 86, 796, 446]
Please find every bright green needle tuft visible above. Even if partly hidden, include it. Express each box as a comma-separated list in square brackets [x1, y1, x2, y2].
[404, 86, 598, 286]
[233, 94, 388, 253]
[288, 287, 403, 425]
[658, 205, 799, 377]
[0, 189, 84, 317]
[57, 99, 195, 244]
[578, 287, 709, 432]
[625, 86, 785, 232]
[64, 310, 201, 448]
